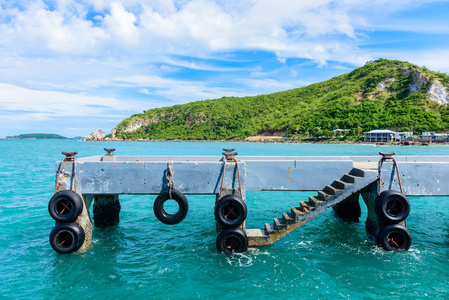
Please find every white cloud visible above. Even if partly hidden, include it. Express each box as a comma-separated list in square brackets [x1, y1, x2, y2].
[112, 74, 250, 101]
[0, 0, 373, 63]
[0, 83, 149, 120]
[103, 2, 139, 44]
[139, 88, 152, 95]
[371, 49, 449, 73]
[0, 0, 448, 136]
[0, 0, 443, 64]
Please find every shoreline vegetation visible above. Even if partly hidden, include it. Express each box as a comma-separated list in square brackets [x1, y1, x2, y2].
[103, 59, 449, 143]
[2, 132, 442, 145]
[2, 133, 82, 140]
[4, 133, 68, 139]
[84, 133, 438, 146]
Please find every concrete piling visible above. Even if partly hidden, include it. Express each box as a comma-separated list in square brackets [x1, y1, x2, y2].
[93, 195, 121, 227]
[332, 192, 361, 222]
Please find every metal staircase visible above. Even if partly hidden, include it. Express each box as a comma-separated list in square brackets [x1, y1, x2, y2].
[246, 167, 378, 247]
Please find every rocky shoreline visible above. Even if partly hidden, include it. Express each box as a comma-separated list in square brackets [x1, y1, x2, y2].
[82, 130, 440, 145]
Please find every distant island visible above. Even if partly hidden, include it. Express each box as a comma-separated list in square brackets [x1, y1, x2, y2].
[5, 133, 68, 139]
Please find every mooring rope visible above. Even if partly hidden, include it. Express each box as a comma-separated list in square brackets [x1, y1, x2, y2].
[165, 162, 175, 199]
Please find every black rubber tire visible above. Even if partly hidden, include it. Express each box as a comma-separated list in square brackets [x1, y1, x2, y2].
[49, 222, 85, 254]
[153, 189, 189, 225]
[375, 190, 410, 223]
[377, 224, 412, 251]
[48, 190, 84, 223]
[216, 228, 248, 254]
[214, 194, 247, 228]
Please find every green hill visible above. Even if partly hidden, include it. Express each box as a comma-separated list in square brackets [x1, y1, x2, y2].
[113, 59, 449, 140]
[6, 133, 68, 139]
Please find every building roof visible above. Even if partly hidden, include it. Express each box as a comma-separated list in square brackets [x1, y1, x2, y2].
[364, 130, 395, 134]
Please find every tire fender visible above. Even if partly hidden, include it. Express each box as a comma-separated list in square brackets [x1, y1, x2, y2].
[377, 224, 412, 251]
[216, 228, 248, 254]
[153, 189, 189, 225]
[214, 194, 247, 228]
[48, 190, 84, 223]
[49, 222, 85, 254]
[375, 190, 410, 223]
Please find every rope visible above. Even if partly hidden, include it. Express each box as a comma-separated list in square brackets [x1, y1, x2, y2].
[165, 162, 175, 199]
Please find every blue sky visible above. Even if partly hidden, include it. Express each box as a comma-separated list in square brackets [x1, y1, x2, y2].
[1, 0, 449, 138]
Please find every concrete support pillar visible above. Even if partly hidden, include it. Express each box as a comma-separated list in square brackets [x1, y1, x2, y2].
[332, 192, 361, 222]
[361, 182, 380, 240]
[79, 195, 93, 251]
[92, 195, 121, 227]
[54, 156, 93, 252]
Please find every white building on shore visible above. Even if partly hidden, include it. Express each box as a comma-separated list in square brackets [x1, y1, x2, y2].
[363, 130, 413, 143]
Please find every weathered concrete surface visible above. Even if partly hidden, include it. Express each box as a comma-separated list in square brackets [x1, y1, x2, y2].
[56, 155, 449, 196]
[54, 164, 93, 252]
[67, 158, 352, 194]
[78, 205, 93, 251]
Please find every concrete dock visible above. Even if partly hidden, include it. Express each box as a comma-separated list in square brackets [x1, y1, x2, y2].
[47, 150, 449, 254]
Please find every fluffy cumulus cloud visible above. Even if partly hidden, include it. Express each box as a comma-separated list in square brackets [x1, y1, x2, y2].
[1, 0, 447, 60]
[0, 0, 448, 136]
[0, 0, 363, 61]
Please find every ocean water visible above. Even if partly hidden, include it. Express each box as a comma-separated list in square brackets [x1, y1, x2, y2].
[1, 139, 449, 299]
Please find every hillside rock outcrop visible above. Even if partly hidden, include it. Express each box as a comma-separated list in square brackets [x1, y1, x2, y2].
[428, 80, 449, 104]
[122, 121, 150, 132]
[83, 130, 106, 141]
[409, 71, 429, 94]
[376, 78, 396, 92]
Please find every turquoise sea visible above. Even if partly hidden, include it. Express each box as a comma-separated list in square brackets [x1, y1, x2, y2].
[1, 139, 449, 299]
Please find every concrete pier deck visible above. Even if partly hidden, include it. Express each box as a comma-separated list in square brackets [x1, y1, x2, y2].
[49, 153, 449, 253]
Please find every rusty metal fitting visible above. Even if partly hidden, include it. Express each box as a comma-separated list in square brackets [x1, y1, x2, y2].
[104, 148, 116, 156]
[379, 152, 396, 159]
[378, 151, 403, 195]
[62, 152, 78, 161]
[222, 148, 238, 161]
